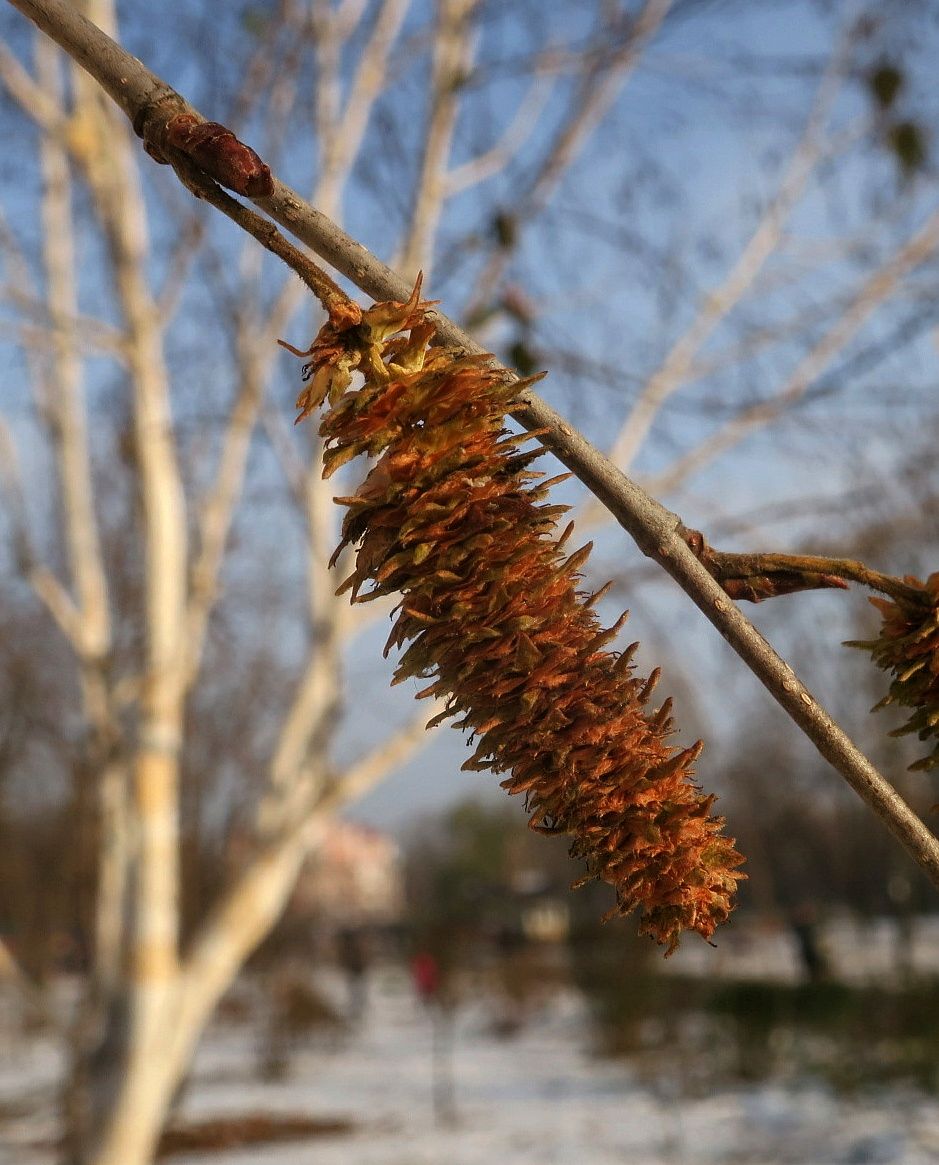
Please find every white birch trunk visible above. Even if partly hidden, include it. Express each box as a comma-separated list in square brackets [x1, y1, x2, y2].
[63, 5, 186, 1161]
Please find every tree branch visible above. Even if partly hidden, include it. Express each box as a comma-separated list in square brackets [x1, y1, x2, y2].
[0, 414, 84, 645]
[462, 0, 674, 318]
[10, 0, 939, 890]
[172, 699, 440, 1119]
[648, 206, 939, 496]
[444, 74, 552, 196]
[595, 24, 851, 486]
[396, 0, 481, 282]
[0, 34, 63, 130]
[680, 525, 929, 609]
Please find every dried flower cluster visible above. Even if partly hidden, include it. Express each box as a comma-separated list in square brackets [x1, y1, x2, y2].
[288, 282, 744, 953]
[850, 574, 939, 772]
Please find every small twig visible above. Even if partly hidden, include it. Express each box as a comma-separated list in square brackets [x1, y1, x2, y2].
[680, 525, 930, 609]
[167, 155, 360, 325]
[0, 417, 84, 645]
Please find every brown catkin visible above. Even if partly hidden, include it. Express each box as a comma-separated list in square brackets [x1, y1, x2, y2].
[849, 574, 939, 772]
[288, 282, 744, 953]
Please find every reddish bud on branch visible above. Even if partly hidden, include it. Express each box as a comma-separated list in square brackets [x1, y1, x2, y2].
[139, 111, 273, 198]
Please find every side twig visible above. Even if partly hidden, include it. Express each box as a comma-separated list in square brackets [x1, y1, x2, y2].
[680, 526, 930, 609]
[168, 156, 359, 324]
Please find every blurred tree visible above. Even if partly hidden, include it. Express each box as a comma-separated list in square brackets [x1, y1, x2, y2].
[405, 799, 572, 935]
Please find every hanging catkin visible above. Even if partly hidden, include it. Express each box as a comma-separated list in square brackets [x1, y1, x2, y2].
[286, 281, 744, 953]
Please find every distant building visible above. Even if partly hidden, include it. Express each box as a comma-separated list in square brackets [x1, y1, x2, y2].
[520, 898, 570, 944]
[289, 821, 403, 928]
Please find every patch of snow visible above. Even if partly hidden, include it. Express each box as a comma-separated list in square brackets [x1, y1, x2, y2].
[4, 966, 939, 1164]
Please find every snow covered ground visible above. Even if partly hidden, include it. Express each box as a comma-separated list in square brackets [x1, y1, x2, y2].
[4, 963, 939, 1165]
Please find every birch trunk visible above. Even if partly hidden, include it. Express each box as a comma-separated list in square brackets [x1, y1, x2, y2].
[87, 813, 327, 1165]
[61, 3, 186, 1160]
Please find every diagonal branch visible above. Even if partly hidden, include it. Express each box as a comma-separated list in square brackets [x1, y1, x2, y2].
[600, 27, 852, 482]
[315, 0, 411, 222]
[648, 206, 939, 495]
[396, 0, 481, 282]
[257, 436, 344, 836]
[444, 75, 552, 197]
[319, 701, 446, 816]
[11, 0, 939, 891]
[463, 0, 674, 316]
[0, 34, 63, 129]
[0, 412, 83, 646]
[180, 0, 409, 693]
[172, 699, 440, 1106]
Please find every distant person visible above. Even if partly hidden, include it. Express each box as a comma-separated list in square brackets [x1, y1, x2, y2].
[337, 928, 368, 1019]
[789, 902, 829, 983]
[409, 950, 455, 1124]
[410, 950, 440, 1006]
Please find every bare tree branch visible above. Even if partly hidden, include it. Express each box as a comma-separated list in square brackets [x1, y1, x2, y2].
[33, 35, 131, 1005]
[396, 0, 481, 281]
[0, 415, 83, 643]
[258, 437, 343, 834]
[648, 207, 939, 495]
[599, 32, 851, 481]
[321, 701, 446, 811]
[37, 37, 111, 665]
[444, 74, 552, 196]
[132, 698, 441, 1161]
[179, 0, 409, 697]
[463, 0, 674, 315]
[316, 0, 411, 222]
[0, 298, 126, 358]
[0, 33, 62, 129]
[51, 26, 191, 1159]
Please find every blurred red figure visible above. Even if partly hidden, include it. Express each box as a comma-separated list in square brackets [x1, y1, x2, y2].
[409, 950, 454, 1124]
[410, 951, 440, 1003]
